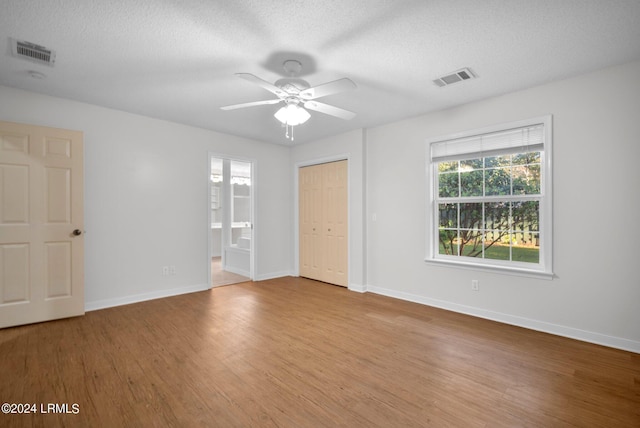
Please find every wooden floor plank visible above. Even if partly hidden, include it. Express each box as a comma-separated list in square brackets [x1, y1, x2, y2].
[1, 276, 638, 427]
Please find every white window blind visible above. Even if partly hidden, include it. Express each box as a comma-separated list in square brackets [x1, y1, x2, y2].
[431, 124, 545, 162]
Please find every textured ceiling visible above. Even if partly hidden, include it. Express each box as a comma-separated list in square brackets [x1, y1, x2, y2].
[1, 0, 640, 145]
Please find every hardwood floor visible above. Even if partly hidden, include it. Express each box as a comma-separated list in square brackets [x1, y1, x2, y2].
[1, 276, 638, 427]
[211, 256, 250, 287]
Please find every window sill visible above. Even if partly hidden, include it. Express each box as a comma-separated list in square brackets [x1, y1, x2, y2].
[424, 257, 554, 280]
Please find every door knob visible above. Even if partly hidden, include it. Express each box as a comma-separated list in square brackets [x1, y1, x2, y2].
[72, 229, 83, 236]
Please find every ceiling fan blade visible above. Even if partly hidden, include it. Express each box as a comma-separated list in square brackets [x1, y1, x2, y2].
[236, 73, 287, 97]
[220, 99, 282, 110]
[299, 78, 357, 100]
[303, 101, 356, 120]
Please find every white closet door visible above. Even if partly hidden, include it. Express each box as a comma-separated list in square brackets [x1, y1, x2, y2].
[299, 160, 348, 287]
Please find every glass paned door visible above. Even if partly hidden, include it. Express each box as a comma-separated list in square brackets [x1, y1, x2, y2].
[210, 156, 253, 285]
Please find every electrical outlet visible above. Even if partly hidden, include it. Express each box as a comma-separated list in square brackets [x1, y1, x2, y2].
[169, 265, 176, 275]
[162, 266, 169, 276]
[471, 279, 479, 291]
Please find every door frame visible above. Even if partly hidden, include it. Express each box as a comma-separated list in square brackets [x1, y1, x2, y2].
[207, 152, 256, 286]
[294, 154, 350, 284]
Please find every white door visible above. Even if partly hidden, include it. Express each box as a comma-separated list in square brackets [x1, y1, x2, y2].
[0, 121, 84, 328]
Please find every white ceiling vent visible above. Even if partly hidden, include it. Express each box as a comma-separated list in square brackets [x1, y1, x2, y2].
[10, 38, 56, 66]
[433, 68, 476, 87]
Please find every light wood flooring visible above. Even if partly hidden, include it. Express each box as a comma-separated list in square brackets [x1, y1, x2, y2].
[211, 256, 250, 287]
[1, 276, 638, 427]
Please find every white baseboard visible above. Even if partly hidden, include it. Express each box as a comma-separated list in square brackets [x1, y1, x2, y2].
[224, 265, 250, 278]
[254, 271, 293, 281]
[365, 284, 640, 354]
[348, 283, 367, 293]
[85, 283, 211, 312]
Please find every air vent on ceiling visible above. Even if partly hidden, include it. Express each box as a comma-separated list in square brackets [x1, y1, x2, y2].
[10, 38, 56, 66]
[433, 68, 475, 87]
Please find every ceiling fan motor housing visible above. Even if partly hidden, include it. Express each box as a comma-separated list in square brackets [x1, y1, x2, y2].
[274, 78, 310, 95]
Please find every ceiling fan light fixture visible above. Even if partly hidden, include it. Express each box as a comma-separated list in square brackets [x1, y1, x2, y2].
[274, 104, 310, 126]
[222, 60, 357, 142]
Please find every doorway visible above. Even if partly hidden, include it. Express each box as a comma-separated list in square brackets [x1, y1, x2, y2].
[209, 155, 254, 287]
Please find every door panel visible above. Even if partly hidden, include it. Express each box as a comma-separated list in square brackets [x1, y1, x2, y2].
[45, 167, 71, 223]
[1, 164, 29, 223]
[1, 243, 30, 303]
[45, 241, 72, 298]
[0, 121, 84, 328]
[45, 136, 72, 158]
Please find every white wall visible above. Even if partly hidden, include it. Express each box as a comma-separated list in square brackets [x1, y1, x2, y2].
[364, 60, 640, 352]
[0, 85, 292, 309]
[290, 129, 366, 290]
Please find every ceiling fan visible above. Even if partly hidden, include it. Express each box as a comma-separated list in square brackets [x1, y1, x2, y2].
[220, 60, 357, 141]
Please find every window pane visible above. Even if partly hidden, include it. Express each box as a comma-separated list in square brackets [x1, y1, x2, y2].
[459, 203, 483, 230]
[460, 170, 483, 196]
[512, 164, 541, 194]
[512, 152, 540, 165]
[513, 231, 539, 247]
[460, 159, 482, 170]
[460, 229, 483, 257]
[484, 201, 510, 260]
[482, 230, 510, 260]
[485, 154, 510, 168]
[512, 201, 539, 233]
[211, 158, 223, 224]
[438, 203, 458, 256]
[438, 161, 458, 173]
[513, 232, 539, 263]
[485, 167, 511, 195]
[438, 229, 458, 256]
[439, 203, 458, 228]
[230, 160, 251, 246]
[485, 202, 509, 230]
[233, 186, 250, 222]
[211, 183, 222, 223]
[438, 172, 459, 197]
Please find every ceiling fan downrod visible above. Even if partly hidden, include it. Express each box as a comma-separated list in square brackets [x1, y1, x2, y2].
[282, 60, 302, 76]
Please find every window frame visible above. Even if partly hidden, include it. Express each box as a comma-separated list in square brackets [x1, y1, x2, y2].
[426, 116, 553, 279]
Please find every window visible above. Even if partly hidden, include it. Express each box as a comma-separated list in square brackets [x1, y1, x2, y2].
[427, 116, 552, 278]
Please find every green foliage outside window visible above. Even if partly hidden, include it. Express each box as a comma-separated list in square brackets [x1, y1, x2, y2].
[437, 152, 541, 264]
